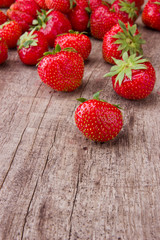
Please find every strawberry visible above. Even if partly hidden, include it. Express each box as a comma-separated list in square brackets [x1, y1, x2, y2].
[0, 10, 7, 25]
[110, 0, 139, 24]
[104, 53, 156, 100]
[34, 0, 48, 10]
[88, 0, 103, 11]
[31, 10, 72, 47]
[90, 4, 125, 40]
[75, 91, 123, 142]
[0, 37, 8, 64]
[45, 0, 76, 13]
[38, 44, 84, 92]
[142, 0, 160, 31]
[10, 1, 40, 18]
[0, 21, 22, 48]
[54, 30, 92, 60]
[102, 20, 145, 64]
[68, 2, 90, 32]
[17, 30, 48, 65]
[0, 0, 15, 8]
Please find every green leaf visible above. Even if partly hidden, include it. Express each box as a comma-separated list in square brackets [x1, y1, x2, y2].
[77, 98, 88, 103]
[55, 44, 61, 53]
[93, 91, 101, 100]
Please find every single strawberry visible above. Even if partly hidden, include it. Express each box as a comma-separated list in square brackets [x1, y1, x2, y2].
[0, 37, 8, 64]
[142, 0, 160, 31]
[7, 9, 30, 32]
[110, 0, 139, 24]
[34, 0, 48, 10]
[104, 53, 156, 100]
[45, 0, 76, 13]
[0, 21, 22, 48]
[90, 4, 124, 39]
[88, 0, 103, 11]
[10, 1, 40, 18]
[0, 10, 7, 25]
[0, 0, 15, 8]
[17, 30, 48, 65]
[68, 3, 90, 32]
[75, 91, 123, 142]
[102, 20, 145, 64]
[38, 44, 84, 92]
[54, 30, 92, 60]
[31, 10, 72, 47]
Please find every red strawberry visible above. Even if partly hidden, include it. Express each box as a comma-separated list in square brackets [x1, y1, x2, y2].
[75, 91, 123, 142]
[7, 9, 30, 32]
[102, 20, 145, 64]
[0, 0, 15, 8]
[0, 37, 8, 64]
[90, 4, 124, 39]
[54, 30, 92, 60]
[0, 10, 7, 25]
[0, 21, 22, 48]
[88, 0, 103, 11]
[110, 0, 139, 24]
[10, 1, 40, 18]
[38, 44, 84, 92]
[17, 30, 48, 65]
[31, 10, 72, 47]
[68, 3, 90, 32]
[34, 0, 48, 10]
[45, 0, 76, 13]
[104, 53, 156, 100]
[142, 0, 160, 31]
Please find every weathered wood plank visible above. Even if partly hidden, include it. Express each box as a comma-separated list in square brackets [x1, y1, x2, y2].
[0, 4, 160, 240]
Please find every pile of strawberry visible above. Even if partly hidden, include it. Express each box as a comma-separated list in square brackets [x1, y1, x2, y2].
[0, 0, 159, 143]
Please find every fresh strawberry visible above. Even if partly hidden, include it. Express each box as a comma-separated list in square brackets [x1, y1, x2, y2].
[7, 9, 30, 32]
[10, 1, 40, 18]
[88, 0, 103, 11]
[104, 53, 156, 100]
[34, 0, 48, 10]
[17, 30, 48, 65]
[45, 0, 76, 13]
[0, 10, 7, 25]
[0, 0, 15, 8]
[68, 2, 90, 32]
[102, 20, 145, 64]
[31, 10, 72, 47]
[90, 4, 124, 39]
[75, 91, 123, 142]
[0, 21, 22, 48]
[38, 44, 84, 92]
[0, 37, 8, 64]
[54, 30, 92, 60]
[142, 0, 160, 31]
[110, 0, 139, 24]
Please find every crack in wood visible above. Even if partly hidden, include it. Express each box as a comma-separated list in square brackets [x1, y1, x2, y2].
[68, 164, 80, 240]
[20, 177, 39, 240]
[0, 124, 28, 190]
[41, 120, 60, 177]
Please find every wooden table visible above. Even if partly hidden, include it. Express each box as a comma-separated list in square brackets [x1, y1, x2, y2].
[0, 6, 160, 240]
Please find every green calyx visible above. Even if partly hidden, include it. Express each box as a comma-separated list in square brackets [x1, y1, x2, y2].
[104, 52, 148, 86]
[112, 20, 145, 56]
[154, 1, 160, 5]
[118, 0, 138, 20]
[77, 91, 106, 103]
[77, 91, 122, 109]
[30, 9, 52, 30]
[17, 30, 38, 50]
[70, 0, 77, 9]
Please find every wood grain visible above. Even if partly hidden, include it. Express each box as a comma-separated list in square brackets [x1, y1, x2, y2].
[0, 4, 160, 240]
